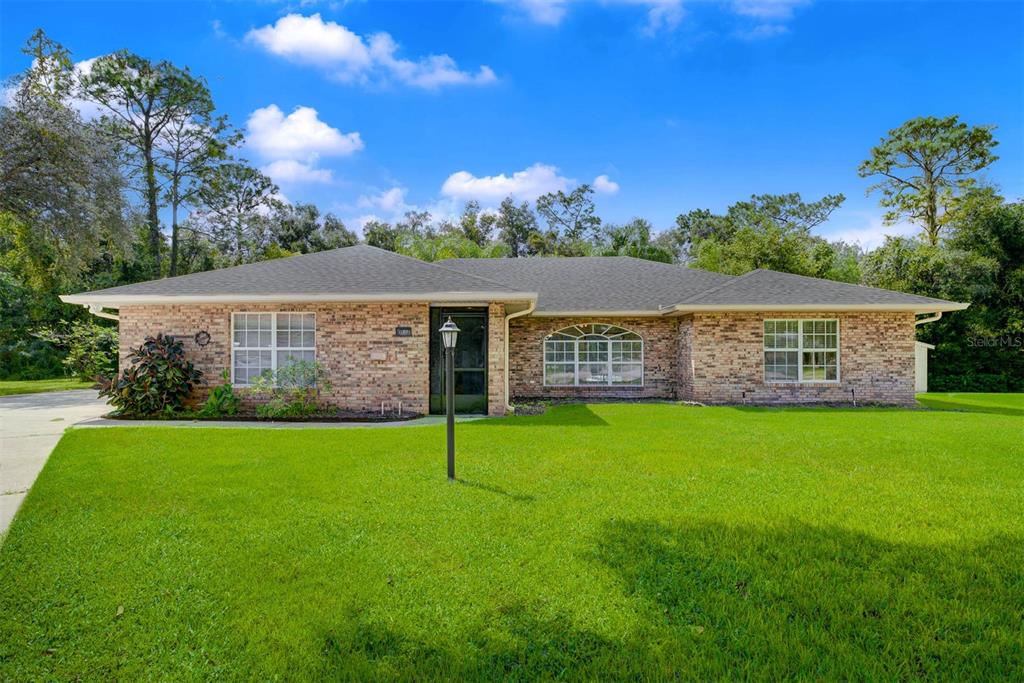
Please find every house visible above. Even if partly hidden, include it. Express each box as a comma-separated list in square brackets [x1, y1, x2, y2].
[61, 245, 968, 414]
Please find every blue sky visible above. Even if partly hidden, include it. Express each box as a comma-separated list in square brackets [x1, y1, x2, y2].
[2, 0, 1022, 247]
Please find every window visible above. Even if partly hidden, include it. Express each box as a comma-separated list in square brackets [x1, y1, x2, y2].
[763, 319, 839, 383]
[543, 324, 643, 387]
[232, 312, 316, 386]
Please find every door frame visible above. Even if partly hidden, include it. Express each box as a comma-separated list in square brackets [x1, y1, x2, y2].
[429, 306, 489, 415]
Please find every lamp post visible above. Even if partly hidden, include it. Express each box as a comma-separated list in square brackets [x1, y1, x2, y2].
[439, 316, 460, 481]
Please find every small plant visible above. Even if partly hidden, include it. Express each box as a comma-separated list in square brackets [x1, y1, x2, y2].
[249, 359, 332, 419]
[35, 320, 118, 382]
[98, 334, 203, 416]
[198, 370, 241, 418]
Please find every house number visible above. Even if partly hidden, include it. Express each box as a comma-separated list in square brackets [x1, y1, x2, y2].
[394, 326, 412, 337]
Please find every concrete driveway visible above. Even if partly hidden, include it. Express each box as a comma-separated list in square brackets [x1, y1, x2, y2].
[0, 390, 108, 534]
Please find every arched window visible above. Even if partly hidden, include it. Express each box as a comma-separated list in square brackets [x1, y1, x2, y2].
[543, 324, 643, 387]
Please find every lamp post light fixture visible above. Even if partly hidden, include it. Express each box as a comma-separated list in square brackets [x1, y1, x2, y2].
[439, 316, 460, 481]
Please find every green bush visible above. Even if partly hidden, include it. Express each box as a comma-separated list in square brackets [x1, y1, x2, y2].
[250, 359, 332, 419]
[34, 320, 118, 381]
[98, 334, 202, 416]
[0, 338, 65, 380]
[198, 370, 241, 418]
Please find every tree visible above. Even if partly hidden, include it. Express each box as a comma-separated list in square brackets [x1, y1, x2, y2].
[157, 103, 237, 276]
[598, 218, 674, 263]
[0, 31, 134, 296]
[363, 220, 402, 252]
[495, 197, 538, 258]
[191, 162, 280, 264]
[269, 203, 356, 254]
[536, 184, 601, 255]
[396, 210, 434, 238]
[858, 115, 999, 246]
[81, 50, 213, 275]
[664, 209, 732, 262]
[455, 201, 497, 246]
[675, 193, 851, 278]
[397, 233, 508, 261]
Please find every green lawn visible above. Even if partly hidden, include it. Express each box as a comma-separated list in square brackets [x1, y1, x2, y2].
[917, 391, 1024, 416]
[0, 378, 94, 396]
[1, 402, 1021, 680]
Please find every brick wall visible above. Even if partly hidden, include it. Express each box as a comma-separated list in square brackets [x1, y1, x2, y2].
[487, 303, 507, 416]
[507, 316, 679, 401]
[687, 311, 916, 405]
[118, 303, 432, 414]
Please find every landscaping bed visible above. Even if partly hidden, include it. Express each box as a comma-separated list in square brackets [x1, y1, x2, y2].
[102, 409, 424, 423]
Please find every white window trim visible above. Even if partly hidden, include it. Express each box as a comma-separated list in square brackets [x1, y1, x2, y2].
[230, 311, 316, 387]
[543, 324, 645, 388]
[763, 318, 841, 384]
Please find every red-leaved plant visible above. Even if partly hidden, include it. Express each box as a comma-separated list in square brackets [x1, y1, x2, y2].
[98, 334, 203, 416]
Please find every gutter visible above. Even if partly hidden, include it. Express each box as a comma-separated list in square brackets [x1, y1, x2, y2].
[503, 300, 536, 413]
[914, 312, 943, 326]
[59, 291, 538, 306]
[660, 302, 970, 314]
[84, 304, 119, 321]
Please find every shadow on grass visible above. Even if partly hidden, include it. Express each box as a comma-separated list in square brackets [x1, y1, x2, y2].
[319, 519, 1022, 680]
[475, 403, 609, 428]
[915, 396, 1024, 418]
[458, 478, 536, 502]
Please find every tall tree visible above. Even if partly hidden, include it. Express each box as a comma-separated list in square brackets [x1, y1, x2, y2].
[0, 30, 132, 291]
[268, 203, 357, 254]
[495, 197, 538, 257]
[536, 184, 600, 254]
[455, 200, 497, 246]
[674, 193, 853, 279]
[363, 220, 401, 252]
[157, 104, 237, 276]
[598, 218, 674, 263]
[80, 50, 212, 275]
[858, 115, 999, 246]
[191, 162, 280, 264]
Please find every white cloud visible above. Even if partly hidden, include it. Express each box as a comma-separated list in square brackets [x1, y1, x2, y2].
[497, 0, 683, 32]
[731, 0, 808, 20]
[246, 13, 371, 71]
[593, 174, 620, 194]
[441, 163, 573, 203]
[821, 213, 918, 251]
[357, 186, 410, 214]
[246, 13, 496, 89]
[262, 159, 334, 184]
[734, 23, 789, 39]
[246, 104, 363, 160]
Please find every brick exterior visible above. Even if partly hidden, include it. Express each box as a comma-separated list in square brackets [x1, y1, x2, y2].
[681, 311, 917, 406]
[118, 303, 434, 414]
[118, 305, 917, 413]
[508, 316, 680, 401]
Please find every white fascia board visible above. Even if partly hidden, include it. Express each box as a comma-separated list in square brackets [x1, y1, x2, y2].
[661, 302, 970, 314]
[527, 310, 665, 317]
[60, 292, 538, 307]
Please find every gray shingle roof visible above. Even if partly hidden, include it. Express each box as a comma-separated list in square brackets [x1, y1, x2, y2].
[63, 246, 967, 313]
[62, 245, 532, 304]
[439, 256, 735, 313]
[668, 269, 965, 310]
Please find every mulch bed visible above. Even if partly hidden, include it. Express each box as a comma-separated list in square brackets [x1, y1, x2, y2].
[104, 411, 425, 423]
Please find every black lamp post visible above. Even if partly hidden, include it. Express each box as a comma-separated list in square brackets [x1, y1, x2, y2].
[439, 316, 460, 481]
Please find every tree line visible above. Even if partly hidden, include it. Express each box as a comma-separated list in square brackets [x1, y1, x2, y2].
[1, 30, 1020, 389]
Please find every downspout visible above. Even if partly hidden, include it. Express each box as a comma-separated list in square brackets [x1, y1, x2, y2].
[915, 311, 942, 326]
[504, 300, 536, 413]
[85, 304, 119, 321]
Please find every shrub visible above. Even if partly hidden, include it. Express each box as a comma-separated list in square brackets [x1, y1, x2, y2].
[250, 359, 332, 419]
[198, 370, 241, 418]
[34, 320, 118, 381]
[98, 334, 203, 416]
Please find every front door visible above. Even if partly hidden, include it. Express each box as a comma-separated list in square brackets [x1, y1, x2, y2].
[429, 307, 488, 414]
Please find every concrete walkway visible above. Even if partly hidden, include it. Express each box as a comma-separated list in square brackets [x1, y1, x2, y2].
[0, 389, 108, 534]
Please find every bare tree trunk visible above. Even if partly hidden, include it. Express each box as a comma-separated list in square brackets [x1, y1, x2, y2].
[170, 196, 179, 277]
[142, 132, 161, 276]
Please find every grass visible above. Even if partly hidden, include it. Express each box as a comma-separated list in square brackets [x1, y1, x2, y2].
[917, 391, 1024, 417]
[0, 378, 94, 396]
[1, 400, 1022, 680]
